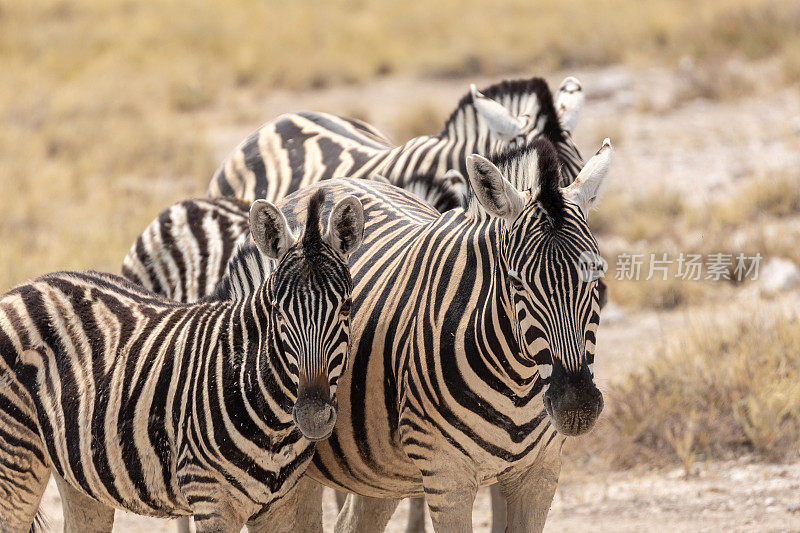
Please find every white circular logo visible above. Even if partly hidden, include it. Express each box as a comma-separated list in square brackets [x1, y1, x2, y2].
[578, 251, 607, 282]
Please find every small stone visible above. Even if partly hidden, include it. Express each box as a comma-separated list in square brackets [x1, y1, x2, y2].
[600, 302, 626, 325]
[788, 503, 800, 513]
[765, 497, 776, 506]
[759, 258, 800, 295]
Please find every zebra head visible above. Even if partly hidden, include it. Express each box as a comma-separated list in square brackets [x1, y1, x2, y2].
[466, 138, 611, 436]
[470, 76, 586, 184]
[249, 190, 364, 441]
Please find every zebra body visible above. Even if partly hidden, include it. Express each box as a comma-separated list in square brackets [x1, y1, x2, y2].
[207, 77, 586, 209]
[122, 197, 251, 304]
[219, 138, 612, 531]
[0, 192, 364, 532]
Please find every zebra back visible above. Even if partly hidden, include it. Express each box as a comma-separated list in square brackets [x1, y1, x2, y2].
[121, 197, 251, 303]
[206, 76, 585, 209]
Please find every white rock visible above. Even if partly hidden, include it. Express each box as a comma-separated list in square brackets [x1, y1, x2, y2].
[600, 301, 626, 325]
[759, 258, 800, 295]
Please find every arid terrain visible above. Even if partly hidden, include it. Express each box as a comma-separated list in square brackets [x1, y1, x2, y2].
[33, 60, 800, 531]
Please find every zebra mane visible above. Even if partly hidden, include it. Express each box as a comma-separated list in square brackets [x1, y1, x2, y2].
[209, 191, 332, 302]
[207, 243, 268, 301]
[490, 138, 565, 227]
[404, 170, 468, 212]
[302, 189, 327, 264]
[440, 77, 565, 147]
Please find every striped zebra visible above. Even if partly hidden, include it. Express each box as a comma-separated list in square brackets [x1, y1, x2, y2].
[122, 197, 251, 303]
[207, 75, 605, 335]
[0, 191, 364, 532]
[207, 76, 586, 209]
[213, 137, 612, 531]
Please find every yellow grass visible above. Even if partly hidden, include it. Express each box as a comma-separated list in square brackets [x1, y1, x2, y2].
[569, 311, 800, 470]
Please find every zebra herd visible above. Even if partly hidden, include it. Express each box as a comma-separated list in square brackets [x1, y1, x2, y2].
[0, 75, 613, 532]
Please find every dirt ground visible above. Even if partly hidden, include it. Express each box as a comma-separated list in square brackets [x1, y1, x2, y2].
[36, 62, 800, 531]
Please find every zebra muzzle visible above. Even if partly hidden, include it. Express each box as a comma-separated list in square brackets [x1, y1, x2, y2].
[293, 373, 337, 441]
[543, 367, 603, 436]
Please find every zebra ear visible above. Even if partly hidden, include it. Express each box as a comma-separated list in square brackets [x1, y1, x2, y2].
[325, 196, 364, 258]
[555, 77, 584, 133]
[466, 154, 526, 222]
[444, 168, 466, 188]
[471, 84, 528, 143]
[562, 139, 612, 215]
[249, 200, 297, 260]
[369, 174, 391, 184]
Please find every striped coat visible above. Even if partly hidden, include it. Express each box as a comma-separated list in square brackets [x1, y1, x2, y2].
[0, 192, 363, 532]
[222, 138, 612, 531]
[207, 77, 586, 209]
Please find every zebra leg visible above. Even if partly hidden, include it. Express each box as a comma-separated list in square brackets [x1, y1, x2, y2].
[488, 484, 507, 533]
[176, 517, 193, 533]
[294, 476, 325, 533]
[247, 475, 324, 533]
[0, 364, 52, 533]
[334, 494, 401, 533]
[0, 461, 50, 533]
[190, 495, 247, 533]
[498, 444, 561, 533]
[54, 472, 115, 532]
[405, 497, 427, 533]
[422, 482, 476, 533]
[334, 489, 347, 509]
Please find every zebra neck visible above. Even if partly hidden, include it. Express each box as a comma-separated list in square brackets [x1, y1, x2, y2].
[209, 288, 296, 432]
[434, 213, 540, 391]
[377, 134, 484, 185]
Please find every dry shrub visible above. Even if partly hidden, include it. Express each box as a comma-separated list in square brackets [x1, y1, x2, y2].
[392, 103, 448, 142]
[591, 189, 686, 243]
[712, 170, 800, 226]
[603, 275, 716, 311]
[570, 311, 800, 469]
[677, 60, 756, 102]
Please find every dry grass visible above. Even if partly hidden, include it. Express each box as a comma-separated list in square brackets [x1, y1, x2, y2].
[569, 311, 800, 470]
[591, 166, 800, 310]
[592, 188, 687, 243]
[711, 170, 800, 226]
[393, 103, 449, 142]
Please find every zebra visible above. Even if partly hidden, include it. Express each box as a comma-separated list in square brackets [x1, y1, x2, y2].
[207, 74, 605, 320]
[207, 137, 612, 531]
[204, 75, 603, 530]
[206, 76, 586, 209]
[0, 191, 364, 532]
[122, 197, 251, 303]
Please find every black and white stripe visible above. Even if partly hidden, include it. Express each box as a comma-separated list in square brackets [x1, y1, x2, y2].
[122, 197, 251, 303]
[207, 76, 586, 210]
[0, 191, 362, 532]
[206, 138, 612, 530]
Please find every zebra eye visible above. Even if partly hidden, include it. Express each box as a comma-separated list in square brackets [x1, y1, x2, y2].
[508, 274, 525, 292]
[339, 299, 352, 318]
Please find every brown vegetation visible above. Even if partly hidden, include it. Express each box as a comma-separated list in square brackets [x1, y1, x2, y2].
[569, 312, 800, 471]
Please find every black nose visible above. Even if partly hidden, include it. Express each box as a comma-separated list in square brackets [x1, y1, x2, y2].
[544, 368, 603, 436]
[293, 376, 337, 441]
[293, 399, 337, 441]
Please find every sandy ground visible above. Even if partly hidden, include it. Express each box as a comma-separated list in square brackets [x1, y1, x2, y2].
[38, 460, 800, 532]
[36, 62, 800, 530]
